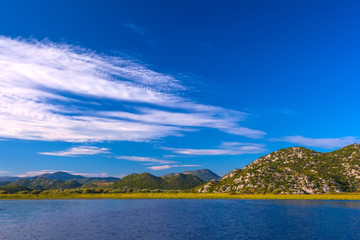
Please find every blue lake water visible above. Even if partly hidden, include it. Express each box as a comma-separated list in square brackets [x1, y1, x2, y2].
[0, 199, 360, 240]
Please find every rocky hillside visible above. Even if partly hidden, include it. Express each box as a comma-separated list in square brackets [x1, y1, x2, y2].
[113, 172, 205, 190]
[197, 144, 360, 194]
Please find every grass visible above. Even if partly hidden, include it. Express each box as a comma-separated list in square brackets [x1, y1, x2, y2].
[2, 192, 360, 200]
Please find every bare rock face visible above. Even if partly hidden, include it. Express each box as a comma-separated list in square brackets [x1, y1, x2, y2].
[197, 179, 218, 193]
[196, 144, 360, 194]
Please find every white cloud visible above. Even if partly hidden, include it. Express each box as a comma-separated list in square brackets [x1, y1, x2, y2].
[116, 156, 177, 165]
[0, 171, 8, 174]
[147, 164, 201, 171]
[0, 36, 264, 142]
[164, 142, 266, 156]
[69, 172, 112, 178]
[38, 146, 110, 157]
[277, 136, 359, 149]
[102, 108, 264, 138]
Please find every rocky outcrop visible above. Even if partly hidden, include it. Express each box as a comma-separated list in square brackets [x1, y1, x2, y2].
[197, 144, 360, 194]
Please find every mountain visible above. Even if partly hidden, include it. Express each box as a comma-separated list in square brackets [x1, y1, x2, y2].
[77, 177, 120, 185]
[0, 172, 119, 191]
[0, 176, 20, 183]
[162, 169, 220, 182]
[197, 144, 360, 194]
[113, 172, 205, 190]
[34, 171, 119, 184]
[163, 173, 206, 189]
[9, 177, 81, 190]
[34, 171, 85, 181]
[113, 173, 163, 189]
[0, 181, 10, 186]
[182, 169, 220, 181]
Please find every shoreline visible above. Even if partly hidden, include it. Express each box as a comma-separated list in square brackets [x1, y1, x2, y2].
[2, 193, 360, 200]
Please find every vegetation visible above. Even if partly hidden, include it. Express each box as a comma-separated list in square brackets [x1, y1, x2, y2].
[198, 144, 360, 194]
[112, 172, 205, 190]
[2, 191, 360, 200]
[3, 144, 360, 197]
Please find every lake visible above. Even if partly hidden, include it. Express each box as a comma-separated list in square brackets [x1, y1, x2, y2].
[0, 199, 359, 239]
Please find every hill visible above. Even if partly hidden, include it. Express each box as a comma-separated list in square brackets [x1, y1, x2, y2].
[163, 169, 220, 182]
[0, 176, 20, 183]
[113, 173, 163, 189]
[163, 173, 206, 189]
[182, 169, 220, 181]
[197, 144, 360, 194]
[34, 171, 119, 185]
[113, 172, 205, 190]
[36, 171, 84, 181]
[9, 177, 82, 190]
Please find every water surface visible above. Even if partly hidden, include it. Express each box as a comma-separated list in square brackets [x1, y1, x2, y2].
[0, 199, 359, 239]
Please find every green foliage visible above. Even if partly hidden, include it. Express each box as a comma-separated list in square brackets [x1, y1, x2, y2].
[112, 172, 205, 190]
[201, 144, 360, 194]
[0, 185, 31, 193]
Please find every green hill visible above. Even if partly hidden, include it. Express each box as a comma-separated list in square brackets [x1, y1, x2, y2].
[113, 173, 163, 189]
[197, 144, 360, 194]
[162, 173, 206, 189]
[113, 172, 205, 190]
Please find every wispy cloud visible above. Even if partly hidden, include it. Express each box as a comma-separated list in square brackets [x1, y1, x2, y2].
[147, 164, 201, 171]
[123, 23, 146, 35]
[102, 108, 264, 138]
[116, 156, 176, 165]
[0, 36, 264, 142]
[276, 136, 360, 149]
[0, 171, 8, 174]
[163, 142, 266, 156]
[38, 146, 110, 157]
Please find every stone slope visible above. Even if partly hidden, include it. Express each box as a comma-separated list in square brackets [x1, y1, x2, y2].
[197, 144, 360, 194]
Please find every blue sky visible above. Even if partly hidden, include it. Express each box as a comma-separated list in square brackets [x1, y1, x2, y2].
[0, 0, 360, 177]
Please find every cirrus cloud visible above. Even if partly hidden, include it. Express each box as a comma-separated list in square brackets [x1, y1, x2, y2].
[163, 142, 266, 156]
[147, 164, 201, 171]
[0, 36, 264, 143]
[276, 136, 360, 149]
[38, 146, 110, 157]
[116, 156, 177, 165]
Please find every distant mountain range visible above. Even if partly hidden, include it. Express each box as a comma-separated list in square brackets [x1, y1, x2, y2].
[6, 143, 360, 195]
[0, 169, 219, 192]
[0, 172, 121, 191]
[0, 171, 120, 183]
[197, 144, 360, 194]
[0, 176, 20, 183]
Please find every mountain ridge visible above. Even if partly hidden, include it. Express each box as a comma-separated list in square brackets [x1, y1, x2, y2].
[161, 169, 220, 182]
